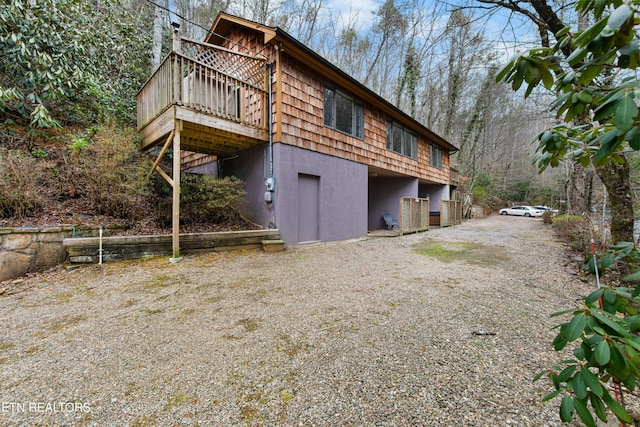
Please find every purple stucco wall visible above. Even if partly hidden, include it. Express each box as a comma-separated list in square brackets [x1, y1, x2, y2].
[272, 143, 368, 244]
[217, 145, 276, 229]
[193, 143, 451, 243]
[192, 143, 368, 245]
[419, 183, 450, 211]
[368, 176, 418, 230]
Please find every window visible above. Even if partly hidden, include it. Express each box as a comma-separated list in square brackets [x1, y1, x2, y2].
[430, 144, 442, 169]
[324, 85, 364, 138]
[386, 120, 417, 160]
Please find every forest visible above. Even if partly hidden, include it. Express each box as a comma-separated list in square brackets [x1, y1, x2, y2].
[0, 0, 639, 233]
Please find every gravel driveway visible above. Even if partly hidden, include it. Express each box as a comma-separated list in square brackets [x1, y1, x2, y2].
[1, 215, 592, 426]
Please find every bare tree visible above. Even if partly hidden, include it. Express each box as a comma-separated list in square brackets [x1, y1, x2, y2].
[152, 4, 165, 69]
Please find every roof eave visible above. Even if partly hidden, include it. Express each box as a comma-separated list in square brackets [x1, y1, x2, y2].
[272, 29, 457, 152]
[206, 12, 458, 152]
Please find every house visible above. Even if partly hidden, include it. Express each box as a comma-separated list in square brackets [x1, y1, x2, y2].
[137, 12, 459, 256]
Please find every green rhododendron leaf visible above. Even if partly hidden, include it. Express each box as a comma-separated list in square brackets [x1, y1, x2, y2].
[560, 394, 575, 422]
[581, 367, 604, 397]
[595, 340, 610, 365]
[607, 4, 632, 31]
[574, 397, 596, 427]
[566, 313, 587, 341]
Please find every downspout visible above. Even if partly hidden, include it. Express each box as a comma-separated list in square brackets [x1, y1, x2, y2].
[268, 61, 274, 179]
[264, 60, 277, 229]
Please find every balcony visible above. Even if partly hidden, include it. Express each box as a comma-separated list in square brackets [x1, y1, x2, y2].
[450, 167, 461, 187]
[136, 36, 271, 259]
[137, 38, 270, 157]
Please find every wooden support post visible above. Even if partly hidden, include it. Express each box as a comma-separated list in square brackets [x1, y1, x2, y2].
[171, 121, 182, 262]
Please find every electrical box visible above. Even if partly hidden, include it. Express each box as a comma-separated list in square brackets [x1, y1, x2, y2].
[264, 191, 273, 203]
[265, 177, 276, 192]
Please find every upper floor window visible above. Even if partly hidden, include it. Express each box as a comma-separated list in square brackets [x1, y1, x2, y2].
[430, 144, 442, 169]
[386, 120, 417, 160]
[324, 85, 364, 139]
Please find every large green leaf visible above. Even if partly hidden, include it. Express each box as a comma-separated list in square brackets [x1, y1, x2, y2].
[614, 91, 637, 131]
[609, 344, 632, 381]
[595, 96, 623, 121]
[571, 370, 588, 399]
[594, 340, 611, 365]
[574, 17, 608, 48]
[593, 129, 622, 164]
[592, 311, 632, 337]
[629, 128, 640, 149]
[581, 367, 604, 397]
[567, 46, 588, 66]
[560, 394, 575, 422]
[553, 332, 569, 351]
[624, 344, 640, 375]
[540, 66, 554, 89]
[566, 313, 587, 341]
[577, 63, 603, 85]
[606, 4, 632, 31]
[574, 397, 596, 427]
[602, 389, 633, 423]
[603, 288, 617, 304]
[590, 393, 607, 421]
[585, 289, 604, 305]
[558, 364, 577, 383]
[625, 269, 640, 282]
[619, 39, 640, 56]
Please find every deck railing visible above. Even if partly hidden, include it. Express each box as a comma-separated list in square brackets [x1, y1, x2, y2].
[137, 39, 268, 132]
[450, 167, 461, 187]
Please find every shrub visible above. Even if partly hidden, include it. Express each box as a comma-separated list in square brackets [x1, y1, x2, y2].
[63, 124, 150, 219]
[152, 174, 247, 228]
[540, 242, 640, 426]
[551, 215, 597, 260]
[0, 150, 47, 218]
[471, 185, 488, 206]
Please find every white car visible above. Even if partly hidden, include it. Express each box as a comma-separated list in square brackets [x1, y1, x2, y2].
[499, 205, 544, 217]
[533, 205, 558, 215]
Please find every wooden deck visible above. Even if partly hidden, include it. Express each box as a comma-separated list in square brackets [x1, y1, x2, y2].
[136, 36, 271, 259]
[137, 38, 270, 156]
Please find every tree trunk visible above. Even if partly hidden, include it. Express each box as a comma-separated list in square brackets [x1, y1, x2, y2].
[595, 157, 634, 243]
[595, 156, 634, 280]
[566, 160, 593, 215]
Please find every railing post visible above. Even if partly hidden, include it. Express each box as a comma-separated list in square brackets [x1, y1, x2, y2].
[171, 22, 181, 53]
[171, 22, 181, 105]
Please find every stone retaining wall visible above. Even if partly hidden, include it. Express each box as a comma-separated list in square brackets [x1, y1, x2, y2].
[0, 225, 126, 282]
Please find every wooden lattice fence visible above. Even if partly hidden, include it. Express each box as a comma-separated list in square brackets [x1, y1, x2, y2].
[399, 197, 430, 235]
[440, 200, 463, 227]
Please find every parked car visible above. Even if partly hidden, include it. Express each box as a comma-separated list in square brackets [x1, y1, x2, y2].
[499, 206, 544, 217]
[533, 205, 559, 215]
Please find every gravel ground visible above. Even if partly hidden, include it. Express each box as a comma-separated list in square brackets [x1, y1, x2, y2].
[1, 215, 595, 426]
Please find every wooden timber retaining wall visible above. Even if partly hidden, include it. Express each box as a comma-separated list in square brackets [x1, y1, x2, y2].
[64, 229, 282, 264]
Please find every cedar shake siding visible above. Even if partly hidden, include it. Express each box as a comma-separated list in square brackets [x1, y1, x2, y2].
[139, 12, 458, 247]
[277, 54, 450, 184]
